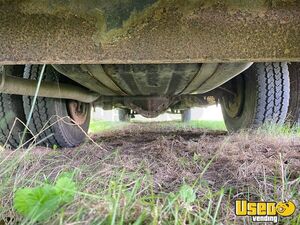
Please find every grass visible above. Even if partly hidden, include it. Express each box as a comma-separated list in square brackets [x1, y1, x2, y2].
[89, 120, 128, 133]
[0, 121, 299, 224]
[176, 120, 226, 131]
[89, 119, 300, 135]
[256, 123, 300, 136]
[89, 120, 226, 134]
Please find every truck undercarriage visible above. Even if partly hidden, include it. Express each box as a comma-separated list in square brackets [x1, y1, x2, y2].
[0, 0, 299, 148]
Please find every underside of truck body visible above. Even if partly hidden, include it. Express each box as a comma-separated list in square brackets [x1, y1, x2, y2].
[0, 0, 300, 148]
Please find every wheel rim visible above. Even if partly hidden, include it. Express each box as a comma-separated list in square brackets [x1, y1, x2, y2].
[222, 77, 244, 118]
[67, 100, 88, 125]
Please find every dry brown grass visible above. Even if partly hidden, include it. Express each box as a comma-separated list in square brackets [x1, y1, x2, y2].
[0, 122, 299, 224]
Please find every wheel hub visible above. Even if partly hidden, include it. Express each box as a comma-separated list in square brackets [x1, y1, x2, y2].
[67, 100, 88, 125]
[222, 78, 244, 118]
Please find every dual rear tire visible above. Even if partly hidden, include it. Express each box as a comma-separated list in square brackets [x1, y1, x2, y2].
[23, 65, 91, 148]
[0, 65, 91, 149]
[286, 63, 300, 127]
[0, 63, 299, 148]
[0, 66, 27, 148]
[221, 62, 290, 131]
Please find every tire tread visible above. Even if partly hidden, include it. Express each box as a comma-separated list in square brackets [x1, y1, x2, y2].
[23, 65, 65, 147]
[254, 62, 289, 126]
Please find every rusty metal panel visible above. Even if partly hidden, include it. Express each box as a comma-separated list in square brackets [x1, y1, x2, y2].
[1, 0, 300, 64]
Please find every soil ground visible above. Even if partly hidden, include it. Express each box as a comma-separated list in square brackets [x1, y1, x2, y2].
[0, 122, 299, 224]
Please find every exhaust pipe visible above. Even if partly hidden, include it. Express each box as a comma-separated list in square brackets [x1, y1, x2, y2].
[0, 75, 100, 103]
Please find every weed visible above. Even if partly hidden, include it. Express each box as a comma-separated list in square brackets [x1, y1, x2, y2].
[89, 120, 127, 133]
[0, 122, 299, 224]
[14, 174, 76, 222]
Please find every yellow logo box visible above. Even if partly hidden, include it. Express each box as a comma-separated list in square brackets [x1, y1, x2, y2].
[235, 200, 296, 217]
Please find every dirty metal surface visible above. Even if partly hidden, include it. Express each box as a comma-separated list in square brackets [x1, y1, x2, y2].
[1, 0, 300, 64]
[102, 64, 201, 95]
[53, 63, 250, 96]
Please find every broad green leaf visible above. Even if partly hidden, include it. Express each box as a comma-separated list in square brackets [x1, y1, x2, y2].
[13, 175, 77, 222]
[55, 176, 76, 203]
[179, 184, 196, 205]
[14, 186, 60, 221]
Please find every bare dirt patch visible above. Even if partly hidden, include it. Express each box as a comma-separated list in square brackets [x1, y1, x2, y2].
[1, 122, 299, 224]
[92, 123, 300, 191]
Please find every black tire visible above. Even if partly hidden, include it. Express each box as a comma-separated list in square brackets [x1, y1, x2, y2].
[23, 65, 91, 148]
[118, 109, 131, 122]
[221, 62, 290, 131]
[286, 63, 300, 127]
[0, 66, 27, 148]
[181, 109, 191, 122]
